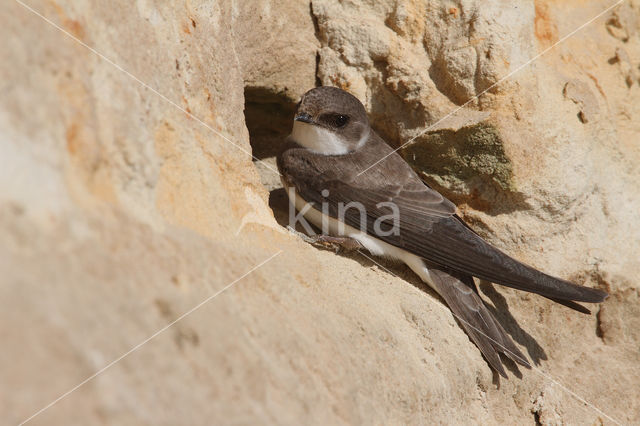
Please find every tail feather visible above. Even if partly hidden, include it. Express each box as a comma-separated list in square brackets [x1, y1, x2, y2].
[546, 297, 592, 314]
[429, 268, 531, 378]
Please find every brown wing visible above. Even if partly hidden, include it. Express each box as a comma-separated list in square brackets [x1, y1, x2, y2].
[278, 134, 607, 305]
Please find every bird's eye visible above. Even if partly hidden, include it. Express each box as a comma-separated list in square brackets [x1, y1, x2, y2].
[334, 115, 349, 127]
[321, 113, 350, 128]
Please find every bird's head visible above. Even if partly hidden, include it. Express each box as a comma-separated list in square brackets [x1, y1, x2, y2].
[290, 86, 370, 155]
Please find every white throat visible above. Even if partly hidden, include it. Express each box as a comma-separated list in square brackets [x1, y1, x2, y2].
[290, 121, 366, 155]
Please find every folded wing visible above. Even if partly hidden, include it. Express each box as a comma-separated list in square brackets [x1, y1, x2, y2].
[279, 136, 607, 306]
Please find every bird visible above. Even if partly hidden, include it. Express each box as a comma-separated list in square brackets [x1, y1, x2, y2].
[276, 86, 608, 378]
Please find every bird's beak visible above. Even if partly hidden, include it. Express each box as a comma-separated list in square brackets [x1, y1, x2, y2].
[294, 112, 313, 124]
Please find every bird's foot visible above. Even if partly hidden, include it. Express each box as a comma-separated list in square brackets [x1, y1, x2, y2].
[287, 227, 362, 252]
[312, 234, 363, 251]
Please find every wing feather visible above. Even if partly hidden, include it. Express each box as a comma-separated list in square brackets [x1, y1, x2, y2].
[278, 134, 607, 305]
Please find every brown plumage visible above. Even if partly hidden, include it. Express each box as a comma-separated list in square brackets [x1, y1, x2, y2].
[278, 86, 608, 377]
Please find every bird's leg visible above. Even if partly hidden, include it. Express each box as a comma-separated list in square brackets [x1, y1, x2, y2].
[287, 227, 362, 252]
[313, 234, 363, 251]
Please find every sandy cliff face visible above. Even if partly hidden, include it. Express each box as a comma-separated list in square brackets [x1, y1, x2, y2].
[1, 0, 639, 424]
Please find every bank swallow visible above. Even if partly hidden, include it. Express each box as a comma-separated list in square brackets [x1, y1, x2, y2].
[277, 86, 608, 377]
